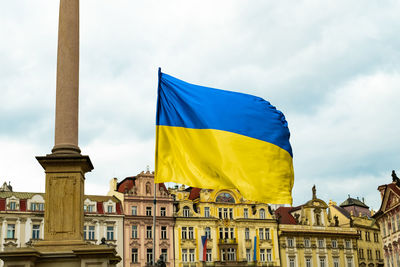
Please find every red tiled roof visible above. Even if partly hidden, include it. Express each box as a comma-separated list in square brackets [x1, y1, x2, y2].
[275, 206, 297, 225]
[189, 187, 201, 200]
[116, 177, 135, 193]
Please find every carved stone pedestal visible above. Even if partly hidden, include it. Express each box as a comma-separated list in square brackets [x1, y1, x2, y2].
[0, 155, 121, 267]
[0, 245, 120, 267]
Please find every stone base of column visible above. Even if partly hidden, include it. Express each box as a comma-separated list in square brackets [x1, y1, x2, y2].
[0, 245, 121, 267]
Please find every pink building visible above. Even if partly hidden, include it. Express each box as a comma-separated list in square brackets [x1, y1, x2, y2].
[113, 171, 174, 267]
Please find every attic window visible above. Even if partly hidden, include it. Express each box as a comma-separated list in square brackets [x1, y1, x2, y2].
[183, 206, 190, 217]
[9, 201, 17, 210]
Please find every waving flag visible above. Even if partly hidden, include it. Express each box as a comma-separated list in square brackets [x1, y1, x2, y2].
[155, 69, 294, 204]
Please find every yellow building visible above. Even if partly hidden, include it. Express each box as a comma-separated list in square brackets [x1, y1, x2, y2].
[329, 197, 384, 267]
[171, 186, 280, 267]
[276, 186, 359, 267]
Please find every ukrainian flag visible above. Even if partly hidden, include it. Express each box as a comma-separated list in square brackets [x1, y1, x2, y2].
[155, 69, 294, 204]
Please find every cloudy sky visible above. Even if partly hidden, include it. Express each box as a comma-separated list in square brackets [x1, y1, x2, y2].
[1, 0, 399, 210]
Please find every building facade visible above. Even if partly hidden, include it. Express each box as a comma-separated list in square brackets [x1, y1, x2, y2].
[329, 197, 384, 267]
[0, 185, 124, 267]
[374, 171, 400, 267]
[276, 186, 359, 267]
[171, 186, 280, 267]
[111, 171, 174, 267]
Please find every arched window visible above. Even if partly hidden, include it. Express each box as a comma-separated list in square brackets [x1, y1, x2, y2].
[183, 206, 190, 217]
[259, 208, 265, 219]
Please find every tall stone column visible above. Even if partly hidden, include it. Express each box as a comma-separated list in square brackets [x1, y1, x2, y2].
[52, 0, 81, 155]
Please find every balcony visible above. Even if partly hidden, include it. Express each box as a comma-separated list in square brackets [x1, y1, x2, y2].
[218, 238, 237, 244]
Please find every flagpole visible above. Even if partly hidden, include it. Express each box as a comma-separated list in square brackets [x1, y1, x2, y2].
[153, 181, 157, 265]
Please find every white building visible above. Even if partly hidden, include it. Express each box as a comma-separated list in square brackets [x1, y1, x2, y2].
[0, 185, 124, 267]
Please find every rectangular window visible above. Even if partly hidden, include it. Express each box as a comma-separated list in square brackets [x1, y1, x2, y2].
[346, 257, 353, 267]
[205, 227, 211, 239]
[146, 226, 152, 239]
[182, 227, 188, 239]
[331, 239, 337, 248]
[244, 208, 248, 218]
[160, 207, 166, 216]
[146, 207, 152, 216]
[7, 224, 15, 239]
[266, 249, 272, 262]
[260, 249, 265, 262]
[132, 248, 138, 263]
[287, 237, 294, 247]
[227, 248, 235, 261]
[289, 258, 295, 267]
[107, 205, 113, 213]
[182, 249, 188, 262]
[265, 228, 270, 240]
[333, 258, 339, 267]
[318, 239, 324, 248]
[88, 226, 95, 240]
[392, 216, 396, 232]
[161, 248, 167, 261]
[374, 233, 379, 242]
[147, 248, 153, 264]
[206, 249, 212, 262]
[161, 226, 167, 239]
[320, 257, 325, 267]
[230, 228, 234, 239]
[219, 228, 223, 239]
[358, 230, 362, 240]
[304, 238, 310, 248]
[246, 249, 251, 262]
[131, 206, 137, 215]
[259, 228, 264, 240]
[38, 203, 44, 211]
[218, 208, 222, 219]
[397, 214, 400, 231]
[367, 249, 372, 260]
[106, 226, 114, 240]
[188, 227, 194, 239]
[229, 208, 233, 219]
[9, 202, 16, 210]
[223, 208, 228, 218]
[189, 249, 195, 262]
[359, 249, 364, 259]
[132, 225, 138, 239]
[32, 224, 40, 239]
[31, 203, 36, 211]
[204, 207, 210, 217]
[306, 258, 312, 267]
[245, 228, 250, 240]
[87, 205, 94, 212]
[83, 225, 87, 240]
[376, 250, 381, 260]
[345, 240, 351, 248]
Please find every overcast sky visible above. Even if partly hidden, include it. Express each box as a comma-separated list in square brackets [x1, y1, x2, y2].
[1, 0, 400, 210]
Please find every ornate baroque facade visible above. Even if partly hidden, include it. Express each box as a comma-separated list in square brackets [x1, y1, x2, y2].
[329, 197, 384, 267]
[276, 187, 359, 267]
[374, 171, 400, 267]
[170, 186, 280, 267]
[111, 171, 174, 267]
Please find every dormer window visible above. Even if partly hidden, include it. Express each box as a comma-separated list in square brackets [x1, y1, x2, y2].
[107, 205, 113, 213]
[31, 203, 44, 211]
[183, 206, 190, 217]
[9, 201, 17, 210]
[259, 209, 266, 219]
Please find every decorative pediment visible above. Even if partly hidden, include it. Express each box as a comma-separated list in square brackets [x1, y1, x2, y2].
[130, 239, 140, 247]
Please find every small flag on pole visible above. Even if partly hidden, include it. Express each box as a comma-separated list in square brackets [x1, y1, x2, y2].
[253, 236, 257, 262]
[200, 235, 207, 261]
[155, 69, 294, 204]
